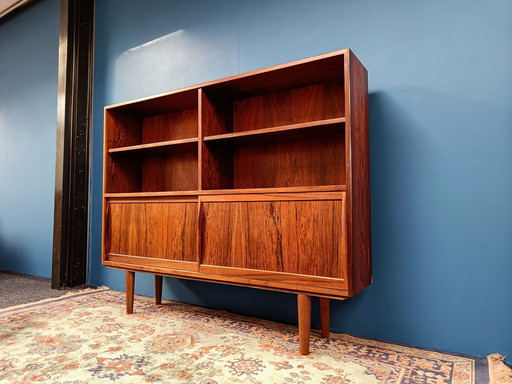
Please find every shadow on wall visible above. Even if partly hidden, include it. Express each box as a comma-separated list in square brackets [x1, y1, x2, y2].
[328, 90, 425, 336]
[331, 87, 512, 351]
[330, 89, 449, 335]
[0, 219, 24, 273]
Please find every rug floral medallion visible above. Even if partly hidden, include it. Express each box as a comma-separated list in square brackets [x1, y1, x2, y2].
[0, 288, 485, 383]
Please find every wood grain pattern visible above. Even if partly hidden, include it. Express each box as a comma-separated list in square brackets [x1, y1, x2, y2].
[346, 51, 372, 296]
[108, 138, 198, 154]
[205, 52, 345, 99]
[107, 201, 197, 261]
[200, 185, 346, 195]
[155, 275, 163, 305]
[198, 90, 204, 191]
[104, 155, 142, 193]
[203, 118, 345, 143]
[142, 108, 198, 143]
[201, 143, 233, 189]
[107, 88, 198, 116]
[105, 260, 349, 297]
[234, 82, 344, 132]
[319, 297, 330, 338]
[198, 265, 346, 289]
[105, 197, 198, 204]
[104, 110, 142, 193]
[233, 133, 345, 188]
[103, 185, 345, 199]
[126, 271, 135, 314]
[105, 110, 141, 149]
[203, 133, 347, 190]
[201, 89, 232, 136]
[201, 198, 346, 278]
[107, 254, 199, 272]
[141, 144, 198, 191]
[200, 192, 344, 202]
[200, 90, 234, 189]
[298, 294, 312, 355]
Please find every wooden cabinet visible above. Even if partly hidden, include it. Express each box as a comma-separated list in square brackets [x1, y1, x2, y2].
[102, 49, 371, 355]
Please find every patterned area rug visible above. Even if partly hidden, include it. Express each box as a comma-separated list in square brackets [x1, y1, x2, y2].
[0, 288, 488, 383]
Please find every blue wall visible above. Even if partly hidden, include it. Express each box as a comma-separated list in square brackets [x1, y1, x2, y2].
[90, 0, 512, 361]
[0, 0, 60, 277]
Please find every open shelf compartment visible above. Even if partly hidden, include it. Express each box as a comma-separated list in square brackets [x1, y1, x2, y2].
[105, 88, 199, 151]
[201, 53, 346, 137]
[104, 88, 200, 193]
[202, 81, 345, 137]
[105, 142, 198, 193]
[202, 125, 346, 190]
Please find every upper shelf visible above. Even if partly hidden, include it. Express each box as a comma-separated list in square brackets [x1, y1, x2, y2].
[109, 137, 198, 154]
[203, 118, 345, 144]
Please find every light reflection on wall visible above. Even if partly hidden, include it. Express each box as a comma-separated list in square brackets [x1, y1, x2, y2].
[114, 29, 235, 101]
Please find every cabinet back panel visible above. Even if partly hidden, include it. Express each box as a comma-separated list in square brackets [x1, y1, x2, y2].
[201, 90, 233, 136]
[233, 134, 345, 188]
[105, 155, 142, 193]
[201, 200, 345, 278]
[108, 202, 197, 261]
[233, 82, 344, 132]
[105, 110, 142, 149]
[142, 149, 198, 192]
[201, 143, 234, 190]
[142, 108, 198, 143]
[205, 53, 345, 98]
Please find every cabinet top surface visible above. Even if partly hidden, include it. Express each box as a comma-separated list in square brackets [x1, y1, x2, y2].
[105, 49, 357, 112]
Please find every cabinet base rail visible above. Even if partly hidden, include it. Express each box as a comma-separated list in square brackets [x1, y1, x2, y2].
[124, 271, 331, 355]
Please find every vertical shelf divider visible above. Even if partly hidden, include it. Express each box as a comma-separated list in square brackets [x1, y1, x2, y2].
[196, 197, 203, 271]
[197, 89, 204, 270]
[198, 88, 204, 192]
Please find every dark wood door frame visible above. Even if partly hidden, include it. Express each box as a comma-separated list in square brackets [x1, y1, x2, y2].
[52, 0, 95, 289]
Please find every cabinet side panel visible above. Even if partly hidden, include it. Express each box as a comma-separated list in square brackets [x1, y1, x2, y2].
[233, 81, 344, 132]
[201, 200, 346, 278]
[107, 202, 197, 262]
[348, 52, 372, 295]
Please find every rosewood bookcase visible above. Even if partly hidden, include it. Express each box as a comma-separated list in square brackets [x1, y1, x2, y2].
[102, 49, 371, 355]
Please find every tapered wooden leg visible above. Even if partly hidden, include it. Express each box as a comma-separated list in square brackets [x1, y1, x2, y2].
[319, 298, 330, 338]
[155, 275, 163, 305]
[125, 271, 135, 314]
[297, 294, 312, 355]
